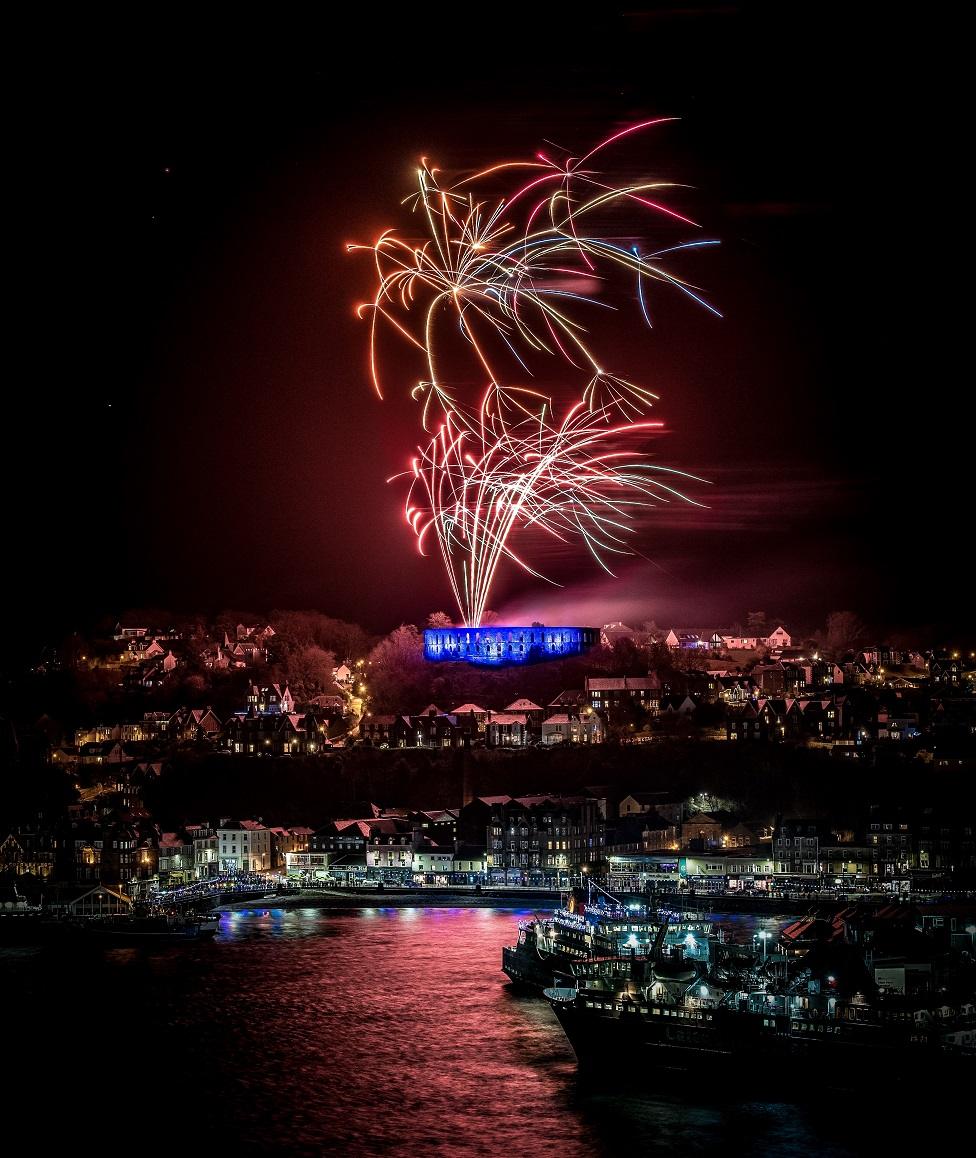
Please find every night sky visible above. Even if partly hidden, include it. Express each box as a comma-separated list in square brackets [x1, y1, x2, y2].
[11, 8, 969, 656]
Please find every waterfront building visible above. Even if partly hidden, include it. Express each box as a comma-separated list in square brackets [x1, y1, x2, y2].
[158, 832, 195, 885]
[189, 823, 218, 878]
[216, 820, 272, 873]
[408, 809, 459, 843]
[774, 819, 832, 877]
[367, 819, 414, 872]
[269, 826, 314, 872]
[463, 795, 605, 877]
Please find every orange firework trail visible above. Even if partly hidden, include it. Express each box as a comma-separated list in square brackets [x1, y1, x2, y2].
[350, 121, 719, 627]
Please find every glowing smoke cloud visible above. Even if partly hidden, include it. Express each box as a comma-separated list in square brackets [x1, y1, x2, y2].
[351, 120, 719, 627]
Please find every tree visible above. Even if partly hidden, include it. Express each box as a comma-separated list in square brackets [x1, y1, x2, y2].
[426, 611, 453, 627]
[366, 625, 428, 712]
[822, 611, 868, 660]
[282, 645, 337, 704]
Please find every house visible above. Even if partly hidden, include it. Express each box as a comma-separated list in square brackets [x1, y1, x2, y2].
[541, 713, 582, 744]
[269, 826, 315, 871]
[114, 624, 149, 640]
[130, 637, 166, 660]
[308, 693, 345, 715]
[60, 884, 133, 916]
[764, 625, 792, 651]
[659, 694, 696, 715]
[201, 642, 231, 670]
[681, 811, 728, 850]
[173, 707, 223, 743]
[618, 793, 684, 823]
[606, 812, 679, 855]
[309, 819, 370, 875]
[244, 684, 295, 715]
[224, 711, 319, 756]
[79, 740, 128, 765]
[411, 712, 465, 749]
[360, 714, 403, 746]
[504, 698, 545, 726]
[366, 818, 414, 871]
[585, 676, 661, 713]
[665, 629, 706, 650]
[600, 622, 636, 648]
[412, 841, 455, 877]
[930, 654, 964, 689]
[229, 638, 268, 667]
[549, 689, 586, 711]
[450, 703, 490, 734]
[486, 713, 529, 747]
[452, 844, 488, 875]
[158, 832, 195, 884]
[408, 810, 459, 842]
[721, 634, 761, 651]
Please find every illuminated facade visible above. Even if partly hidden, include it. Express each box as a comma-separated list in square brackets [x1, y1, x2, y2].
[424, 626, 598, 666]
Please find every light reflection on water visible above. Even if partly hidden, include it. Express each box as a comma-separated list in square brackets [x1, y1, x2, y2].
[0, 906, 941, 1156]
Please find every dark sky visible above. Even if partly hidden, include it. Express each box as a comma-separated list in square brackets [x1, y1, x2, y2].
[10, 6, 970, 654]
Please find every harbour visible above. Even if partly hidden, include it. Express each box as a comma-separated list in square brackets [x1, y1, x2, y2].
[5, 902, 971, 1156]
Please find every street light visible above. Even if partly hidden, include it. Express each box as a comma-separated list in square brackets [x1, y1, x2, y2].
[759, 930, 769, 962]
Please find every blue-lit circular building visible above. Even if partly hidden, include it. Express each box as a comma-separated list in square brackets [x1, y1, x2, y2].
[424, 625, 598, 666]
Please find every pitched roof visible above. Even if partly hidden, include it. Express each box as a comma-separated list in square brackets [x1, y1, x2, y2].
[585, 676, 659, 691]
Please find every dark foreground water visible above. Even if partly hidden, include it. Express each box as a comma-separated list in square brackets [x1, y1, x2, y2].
[2, 907, 959, 1156]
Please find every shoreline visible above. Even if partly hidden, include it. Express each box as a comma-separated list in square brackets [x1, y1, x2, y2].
[213, 887, 801, 915]
[215, 888, 560, 911]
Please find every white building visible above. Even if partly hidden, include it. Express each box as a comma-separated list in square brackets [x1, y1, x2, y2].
[541, 713, 582, 744]
[216, 820, 272, 873]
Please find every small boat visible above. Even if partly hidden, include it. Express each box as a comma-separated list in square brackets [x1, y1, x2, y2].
[66, 912, 220, 944]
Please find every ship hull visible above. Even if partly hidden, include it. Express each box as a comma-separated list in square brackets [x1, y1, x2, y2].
[547, 997, 976, 1088]
[501, 944, 568, 990]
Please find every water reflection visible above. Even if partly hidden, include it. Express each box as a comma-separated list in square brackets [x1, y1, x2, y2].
[2, 906, 958, 1156]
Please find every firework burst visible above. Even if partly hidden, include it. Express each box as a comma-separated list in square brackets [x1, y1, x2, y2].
[351, 121, 719, 627]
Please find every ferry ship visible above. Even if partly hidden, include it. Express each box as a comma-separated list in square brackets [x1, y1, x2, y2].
[501, 884, 718, 991]
[542, 912, 976, 1083]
